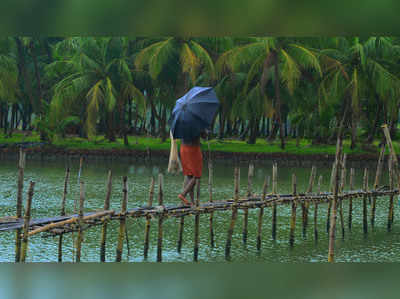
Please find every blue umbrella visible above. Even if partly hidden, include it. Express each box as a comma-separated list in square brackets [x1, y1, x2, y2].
[169, 87, 220, 141]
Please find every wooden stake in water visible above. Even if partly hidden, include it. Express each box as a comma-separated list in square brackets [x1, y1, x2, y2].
[76, 181, 85, 263]
[20, 181, 35, 263]
[339, 153, 346, 239]
[302, 166, 316, 239]
[77, 156, 84, 184]
[116, 176, 128, 262]
[326, 201, 332, 235]
[157, 174, 164, 262]
[225, 167, 240, 260]
[314, 175, 323, 241]
[58, 167, 70, 262]
[327, 160, 336, 234]
[72, 157, 84, 260]
[348, 168, 355, 231]
[382, 124, 399, 180]
[144, 176, 155, 259]
[194, 178, 201, 262]
[388, 156, 395, 232]
[289, 174, 297, 247]
[257, 176, 269, 251]
[100, 170, 112, 262]
[272, 163, 278, 240]
[362, 168, 368, 235]
[208, 160, 214, 248]
[243, 163, 254, 245]
[371, 144, 385, 227]
[329, 161, 336, 193]
[328, 135, 343, 263]
[177, 176, 187, 254]
[15, 148, 26, 263]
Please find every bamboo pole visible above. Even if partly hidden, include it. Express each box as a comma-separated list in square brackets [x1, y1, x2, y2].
[329, 161, 336, 192]
[372, 144, 385, 227]
[72, 157, 84, 260]
[58, 167, 70, 262]
[327, 161, 336, 234]
[314, 175, 323, 241]
[144, 176, 155, 259]
[225, 167, 240, 260]
[388, 156, 394, 232]
[339, 153, 346, 239]
[382, 124, 399, 180]
[116, 176, 128, 262]
[75, 181, 85, 263]
[77, 156, 84, 183]
[100, 170, 112, 262]
[302, 166, 316, 238]
[15, 148, 26, 262]
[363, 168, 368, 235]
[20, 181, 35, 263]
[28, 210, 114, 236]
[348, 168, 355, 231]
[194, 178, 201, 262]
[289, 174, 297, 247]
[208, 159, 214, 248]
[177, 176, 186, 253]
[177, 215, 185, 254]
[326, 201, 332, 234]
[382, 124, 400, 232]
[243, 163, 254, 245]
[328, 135, 343, 263]
[272, 163, 277, 241]
[257, 176, 269, 251]
[157, 173, 164, 262]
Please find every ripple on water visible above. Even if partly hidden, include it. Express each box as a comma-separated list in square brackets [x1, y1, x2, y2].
[0, 157, 397, 262]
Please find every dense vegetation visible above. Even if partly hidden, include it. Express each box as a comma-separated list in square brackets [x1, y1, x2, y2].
[0, 37, 399, 150]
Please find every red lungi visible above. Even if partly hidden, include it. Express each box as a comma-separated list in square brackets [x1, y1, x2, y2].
[180, 144, 203, 178]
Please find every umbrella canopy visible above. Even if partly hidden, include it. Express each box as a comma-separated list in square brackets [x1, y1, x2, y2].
[169, 87, 219, 141]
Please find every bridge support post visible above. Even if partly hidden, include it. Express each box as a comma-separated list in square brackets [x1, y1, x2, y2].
[144, 176, 155, 259]
[20, 181, 35, 263]
[100, 170, 112, 262]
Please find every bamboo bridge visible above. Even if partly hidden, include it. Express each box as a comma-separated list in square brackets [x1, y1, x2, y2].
[1, 125, 399, 262]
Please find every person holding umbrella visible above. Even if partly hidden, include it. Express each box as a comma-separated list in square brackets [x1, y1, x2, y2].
[169, 87, 219, 206]
[177, 131, 207, 205]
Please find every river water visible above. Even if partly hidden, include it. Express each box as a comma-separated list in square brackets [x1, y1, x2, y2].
[0, 156, 398, 262]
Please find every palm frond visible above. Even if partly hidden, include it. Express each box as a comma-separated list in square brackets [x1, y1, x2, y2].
[189, 41, 216, 81]
[287, 44, 322, 77]
[180, 43, 199, 83]
[279, 49, 301, 94]
[86, 80, 104, 139]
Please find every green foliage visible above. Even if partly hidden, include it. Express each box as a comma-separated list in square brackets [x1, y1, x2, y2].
[1, 36, 400, 151]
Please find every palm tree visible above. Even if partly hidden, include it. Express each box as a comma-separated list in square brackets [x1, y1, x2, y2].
[0, 38, 19, 136]
[319, 37, 400, 148]
[217, 37, 322, 148]
[134, 37, 215, 141]
[48, 37, 145, 141]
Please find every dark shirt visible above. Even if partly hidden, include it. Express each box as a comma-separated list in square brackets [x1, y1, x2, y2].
[182, 137, 200, 146]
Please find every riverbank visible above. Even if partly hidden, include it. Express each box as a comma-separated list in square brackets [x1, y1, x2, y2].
[0, 132, 395, 162]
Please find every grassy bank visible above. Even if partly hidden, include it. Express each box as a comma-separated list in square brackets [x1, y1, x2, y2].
[1, 132, 397, 156]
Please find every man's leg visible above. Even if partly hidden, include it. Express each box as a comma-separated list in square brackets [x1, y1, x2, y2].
[179, 176, 196, 205]
[188, 178, 197, 204]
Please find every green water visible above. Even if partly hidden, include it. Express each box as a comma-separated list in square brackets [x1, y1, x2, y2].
[0, 156, 398, 262]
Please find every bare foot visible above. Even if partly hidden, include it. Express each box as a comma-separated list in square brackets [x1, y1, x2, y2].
[178, 194, 190, 206]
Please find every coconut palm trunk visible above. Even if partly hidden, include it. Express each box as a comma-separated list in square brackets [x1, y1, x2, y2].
[273, 51, 285, 149]
[389, 104, 400, 139]
[350, 113, 357, 150]
[367, 99, 381, 144]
